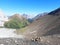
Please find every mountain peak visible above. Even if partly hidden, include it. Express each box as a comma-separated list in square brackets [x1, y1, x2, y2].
[48, 7, 60, 15]
[9, 14, 26, 20]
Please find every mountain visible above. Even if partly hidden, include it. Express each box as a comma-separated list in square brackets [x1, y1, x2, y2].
[9, 14, 30, 24]
[48, 8, 60, 15]
[16, 8, 60, 39]
[4, 14, 30, 29]
[22, 14, 28, 19]
[33, 13, 48, 20]
[22, 14, 33, 23]
[9, 14, 26, 20]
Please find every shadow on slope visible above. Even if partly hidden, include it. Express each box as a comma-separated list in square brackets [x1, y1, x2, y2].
[43, 25, 60, 36]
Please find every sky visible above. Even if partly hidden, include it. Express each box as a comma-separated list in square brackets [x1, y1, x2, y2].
[0, 0, 60, 18]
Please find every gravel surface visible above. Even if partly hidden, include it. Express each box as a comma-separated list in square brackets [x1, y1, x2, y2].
[0, 38, 42, 45]
[0, 28, 42, 45]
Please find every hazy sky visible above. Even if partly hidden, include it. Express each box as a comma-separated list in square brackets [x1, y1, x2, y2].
[0, 0, 60, 18]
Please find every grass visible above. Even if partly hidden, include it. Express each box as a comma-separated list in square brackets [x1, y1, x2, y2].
[15, 27, 28, 34]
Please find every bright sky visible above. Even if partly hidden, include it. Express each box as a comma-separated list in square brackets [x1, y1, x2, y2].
[0, 0, 60, 18]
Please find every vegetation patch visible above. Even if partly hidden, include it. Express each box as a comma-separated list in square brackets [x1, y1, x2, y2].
[4, 14, 29, 29]
[15, 27, 28, 34]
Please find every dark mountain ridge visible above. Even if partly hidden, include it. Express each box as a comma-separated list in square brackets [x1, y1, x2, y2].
[48, 8, 60, 15]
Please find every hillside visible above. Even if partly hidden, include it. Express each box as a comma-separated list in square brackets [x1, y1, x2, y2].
[15, 8, 60, 40]
[10, 14, 30, 25]
[4, 14, 30, 29]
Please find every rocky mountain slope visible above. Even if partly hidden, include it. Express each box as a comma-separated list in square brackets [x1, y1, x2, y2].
[13, 8, 60, 45]
[17, 8, 60, 40]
